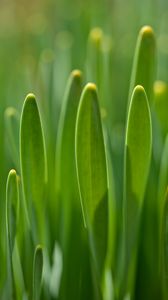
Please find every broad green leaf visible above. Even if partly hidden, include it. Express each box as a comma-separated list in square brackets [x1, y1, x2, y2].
[75, 83, 108, 278]
[129, 26, 156, 103]
[20, 93, 47, 241]
[6, 169, 19, 299]
[4, 107, 20, 170]
[123, 85, 152, 292]
[32, 245, 43, 300]
[161, 188, 168, 299]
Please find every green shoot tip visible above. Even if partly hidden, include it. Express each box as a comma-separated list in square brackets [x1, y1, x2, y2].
[85, 83, 97, 92]
[89, 27, 103, 44]
[154, 81, 167, 96]
[134, 85, 145, 93]
[140, 25, 154, 37]
[25, 93, 36, 102]
[71, 70, 82, 78]
[5, 107, 17, 117]
[9, 169, 17, 176]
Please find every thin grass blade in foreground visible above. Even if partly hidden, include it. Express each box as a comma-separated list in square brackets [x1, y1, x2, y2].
[123, 85, 152, 296]
[20, 93, 47, 242]
[129, 26, 156, 103]
[6, 169, 19, 299]
[75, 83, 108, 292]
[32, 245, 43, 300]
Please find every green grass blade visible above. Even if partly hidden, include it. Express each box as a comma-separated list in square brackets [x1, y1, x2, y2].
[20, 93, 47, 242]
[4, 107, 20, 170]
[75, 83, 108, 279]
[57, 70, 92, 299]
[154, 81, 168, 138]
[123, 85, 152, 293]
[161, 189, 168, 299]
[32, 245, 43, 300]
[6, 169, 19, 299]
[57, 69, 83, 206]
[129, 26, 156, 103]
[158, 135, 168, 220]
[86, 28, 103, 89]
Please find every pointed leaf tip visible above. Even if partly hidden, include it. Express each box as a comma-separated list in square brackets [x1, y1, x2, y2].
[71, 69, 82, 78]
[25, 93, 36, 102]
[85, 82, 97, 92]
[9, 169, 17, 176]
[140, 25, 154, 37]
[33, 245, 43, 300]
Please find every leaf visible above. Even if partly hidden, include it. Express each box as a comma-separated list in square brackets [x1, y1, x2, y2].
[123, 85, 152, 291]
[32, 245, 43, 300]
[75, 83, 108, 278]
[20, 93, 47, 240]
[86, 28, 104, 89]
[161, 188, 168, 299]
[154, 81, 168, 137]
[129, 26, 156, 103]
[6, 169, 19, 299]
[57, 70, 91, 300]
[86, 28, 113, 111]
[4, 107, 20, 170]
[57, 69, 83, 199]
[158, 135, 168, 221]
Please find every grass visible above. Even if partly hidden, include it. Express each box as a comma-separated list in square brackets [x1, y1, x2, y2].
[0, 1, 168, 299]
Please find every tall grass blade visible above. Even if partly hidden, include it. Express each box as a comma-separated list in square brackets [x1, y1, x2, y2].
[129, 26, 156, 103]
[123, 85, 152, 295]
[20, 93, 47, 242]
[75, 83, 108, 281]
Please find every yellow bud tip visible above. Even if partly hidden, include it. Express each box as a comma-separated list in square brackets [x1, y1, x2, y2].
[36, 244, 43, 251]
[86, 82, 97, 92]
[71, 70, 82, 78]
[5, 107, 17, 117]
[154, 81, 167, 95]
[140, 25, 154, 37]
[134, 85, 145, 93]
[25, 93, 36, 102]
[9, 169, 16, 176]
[90, 27, 103, 44]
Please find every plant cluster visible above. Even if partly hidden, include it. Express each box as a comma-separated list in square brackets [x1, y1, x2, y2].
[1, 24, 168, 300]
